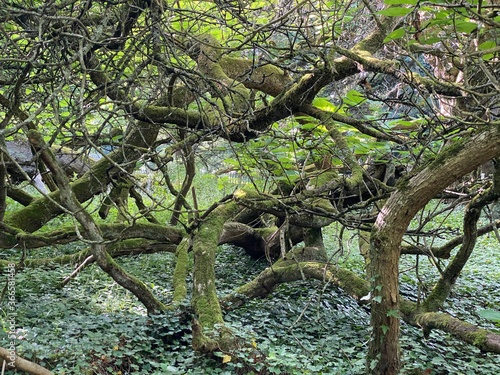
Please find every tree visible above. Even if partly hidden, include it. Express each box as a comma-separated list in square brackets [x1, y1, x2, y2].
[1, 0, 500, 374]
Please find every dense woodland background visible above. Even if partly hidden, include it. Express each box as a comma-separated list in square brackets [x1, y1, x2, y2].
[1, 0, 500, 374]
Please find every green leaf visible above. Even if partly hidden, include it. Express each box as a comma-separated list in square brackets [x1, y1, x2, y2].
[455, 20, 477, 34]
[381, 325, 389, 334]
[477, 309, 500, 323]
[301, 122, 319, 131]
[373, 296, 383, 303]
[224, 158, 240, 167]
[384, 0, 417, 4]
[386, 309, 400, 318]
[312, 97, 337, 112]
[384, 28, 406, 43]
[378, 7, 413, 16]
[479, 41, 496, 50]
[478, 41, 496, 60]
[344, 90, 366, 105]
[420, 37, 441, 45]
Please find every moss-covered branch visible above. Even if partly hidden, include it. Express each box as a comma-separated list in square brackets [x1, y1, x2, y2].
[0, 221, 184, 250]
[423, 164, 500, 312]
[0, 346, 53, 375]
[401, 219, 500, 258]
[4, 122, 159, 234]
[220, 56, 292, 97]
[414, 312, 500, 354]
[171, 237, 190, 306]
[224, 258, 500, 354]
[368, 126, 500, 373]
[192, 200, 239, 327]
[191, 196, 241, 351]
[224, 261, 370, 309]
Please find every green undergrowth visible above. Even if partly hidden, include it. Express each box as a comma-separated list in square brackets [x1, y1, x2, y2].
[1, 224, 500, 374]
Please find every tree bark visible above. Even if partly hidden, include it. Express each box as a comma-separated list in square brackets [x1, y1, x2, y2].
[191, 199, 239, 351]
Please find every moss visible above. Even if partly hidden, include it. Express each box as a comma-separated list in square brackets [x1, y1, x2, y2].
[220, 56, 291, 97]
[254, 226, 278, 239]
[471, 329, 489, 347]
[278, 246, 328, 264]
[196, 35, 250, 116]
[192, 202, 239, 328]
[399, 299, 417, 318]
[421, 280, 452, 312]
[110, 238, 144, 251]
[7, 122, 160, 234]
[427, 137, 466, 170]
[172, 238, 190, 305]
[334, 266, 371, 297]
[5, 194, 61, 232]
[308, 170, 338, 189]
[428, 312, 452, 326]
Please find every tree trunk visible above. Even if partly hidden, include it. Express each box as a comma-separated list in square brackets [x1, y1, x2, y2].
[368, 128, 500, 375]
[191, 199, 239, 351]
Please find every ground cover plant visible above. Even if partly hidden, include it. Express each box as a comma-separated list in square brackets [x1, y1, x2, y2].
[3, 223, 500, 374]
[1, 1, 500, 374]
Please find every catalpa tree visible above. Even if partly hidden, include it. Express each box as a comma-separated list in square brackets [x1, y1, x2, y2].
[1, 0, 500, 374]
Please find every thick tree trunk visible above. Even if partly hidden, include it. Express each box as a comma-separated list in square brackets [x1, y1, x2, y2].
[191, 199, 239, 351]
[368, 127, 500, 375]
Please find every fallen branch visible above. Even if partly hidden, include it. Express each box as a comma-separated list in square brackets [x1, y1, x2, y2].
[60, 255, 95, 287]
[0, 346, 53, 375]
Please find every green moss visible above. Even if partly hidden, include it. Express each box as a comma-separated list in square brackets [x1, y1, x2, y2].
[5, 194, 61, 232]
[471, 329, 489, 347]
[192, 202, 239, 328]
[172, 238, 190, 305]
[279, 246, 328, 264]
[399, 299, 417, 317]
[421, 280, 452, 312]
[334, 266, 371, 297]
[427, 137, 466, 170]
[308, 170, 338, 189]
[254, 227, 278, 239]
